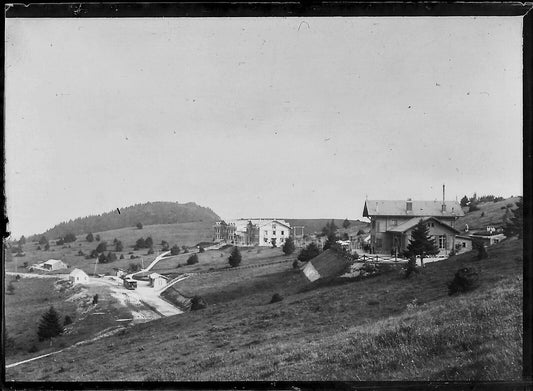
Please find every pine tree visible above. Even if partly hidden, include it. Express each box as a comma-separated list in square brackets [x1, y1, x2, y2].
[460, 195, 469, 207]
[228, 246, 242, 268]
[405, 219, 439, 268]
[282, 236, 296, 255]
[39, 235, 49, 246]
[297, 242, 320, 262]
[18, 235, 26, 246]
[86, 232, 94, 242]
[504, 197, 523, 239]
[342, 218, 351, 229]
[37, 306, 63, 341]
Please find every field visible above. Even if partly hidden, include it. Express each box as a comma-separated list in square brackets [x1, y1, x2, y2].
[455, 196, 521, 231]
[4, 238, 523, 381]
[5, 221, 214, 276]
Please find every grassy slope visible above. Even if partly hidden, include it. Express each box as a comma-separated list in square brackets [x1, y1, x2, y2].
[5, 221, 214, 276]
[5, 239, 523, 381]
[455, 196, 521, 231]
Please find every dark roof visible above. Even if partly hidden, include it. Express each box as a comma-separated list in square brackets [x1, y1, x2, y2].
[387, 216, 460, 234]
[363, 200, 464, 218]
[310, 249, 350, 278]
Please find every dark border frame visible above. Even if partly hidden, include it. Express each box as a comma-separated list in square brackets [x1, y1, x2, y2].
[3, 2, 532, 390]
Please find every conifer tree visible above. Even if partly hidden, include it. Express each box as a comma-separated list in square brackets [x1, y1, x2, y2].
[504, 197, 523, 239]
[37, 306, 63, 341]
[86, 232, 94, 242]
[228, 246, 242, 268]
[342, 218, 351, 229]
[405, 219, 439, 268]
[282, 236, 296, 255]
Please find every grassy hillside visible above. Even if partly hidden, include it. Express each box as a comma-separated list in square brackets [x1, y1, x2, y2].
[5, 221, 215, 276]
[28, 201, 220, 240]
[5, 238, 523, 381]
[455, 196, 521, 232]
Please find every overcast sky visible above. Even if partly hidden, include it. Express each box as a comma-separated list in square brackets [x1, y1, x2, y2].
[5, 17, 523, 238]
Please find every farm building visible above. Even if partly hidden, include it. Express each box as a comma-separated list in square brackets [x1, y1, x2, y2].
[149, 273, 168, 289]
[470, 233, 506, 247]
[69, 268, 89, 284]
[302, 249, 351, 282]
[113, 268, 126, 278]
[363, 190, 464, 255]
[213, 218, 291, 247]
[42, 259, 68, 271]
[455, 235, 474, 254]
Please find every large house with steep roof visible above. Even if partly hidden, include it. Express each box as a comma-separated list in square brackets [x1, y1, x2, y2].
[363, 198, 464, 255]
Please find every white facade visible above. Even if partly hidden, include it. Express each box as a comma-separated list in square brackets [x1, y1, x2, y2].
[43, 259, 68, 271]
[257, 220, 291, 247]
[69, 268, 89, 284]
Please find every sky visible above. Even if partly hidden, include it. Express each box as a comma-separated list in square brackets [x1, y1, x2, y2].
[5, 17, 523, 238]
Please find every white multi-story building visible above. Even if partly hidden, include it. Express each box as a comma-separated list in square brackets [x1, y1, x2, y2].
[213, 218, 291, 247]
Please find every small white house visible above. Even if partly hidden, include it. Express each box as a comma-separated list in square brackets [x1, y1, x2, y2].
[43, 259, 68, 271]
[69, 268, 89, 284]
[149, 273, 168, 290]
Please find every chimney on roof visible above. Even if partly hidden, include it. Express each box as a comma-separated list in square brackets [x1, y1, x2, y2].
[406, 198, 412, 212]
[442, 184, 447, 213]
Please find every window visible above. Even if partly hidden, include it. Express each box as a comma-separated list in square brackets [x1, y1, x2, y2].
[462, 242, 466, 248]
[391, 219, 397, 226]
[264, 230, 268, 236]
[438, 235, 446, 249]
[376, 221, 381, 232]
[281, 231, 284, 235]
[264, 238, 268, 243]
[273, 231, 276, 236]
[272, 224, 277, 230]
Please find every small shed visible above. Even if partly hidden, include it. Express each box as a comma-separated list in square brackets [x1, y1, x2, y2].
[302, 249, 351, 282]
[149, 273, 168, 290]
[69, 268, 89, 284]
[43, 259, 68, 271]
[113, 268, 126, 278]
[455, 235, 473, 254]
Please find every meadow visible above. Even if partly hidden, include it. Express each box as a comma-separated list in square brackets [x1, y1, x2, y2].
[5, 238, 523, 381]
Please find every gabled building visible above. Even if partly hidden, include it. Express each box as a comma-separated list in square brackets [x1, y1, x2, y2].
[42, 259, 68, 271]
[213, 218, 291, 247]
[69, 268, 89, 284]
[363, 196, 464, 255]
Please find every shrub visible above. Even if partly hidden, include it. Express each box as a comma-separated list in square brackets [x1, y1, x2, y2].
[89, 249, 98, 259]
[95, 234, 101, 241]
[270, 293, 283, 304]
[64, 315, 73, 326]
[199, 247, 205, 253]
[472, 239, 488, 260]
[56, 238, 65, 246]
[147, 247, 154, 255]
[447, 268, 479, 295]
[128, 263, 142, 273]
[115, 240, 124, 252]
[107, 252, 117, 262]
[44, 243, 50, 251]
[77, 250, 85, 256]
[135, 238, 146, 250]
[28, 344, 39, 353]
[86, 232, 94, 242]
[37, 306, 63, 341]
[145, 237, 153, 249]
[170, 245, 180, 255]
[297, 242, 320, 262]
[136, 222, 143, 229]
[404, 256, 419, 278]
[469, 204, 480, 212]
[187, 254, 199, 265]
[92, 294, 99, 305]
[228, 247, 242, 268]
[39, 235, 49, 245]
[282, 236, 296, 255]
[63, 233, 76, 243]
[98, 253, 108, 263]
[95, 241, 107, 253]
[292, 260, 300, 269]
[190, 296, 207, 311]
[120, 254, 125, 260]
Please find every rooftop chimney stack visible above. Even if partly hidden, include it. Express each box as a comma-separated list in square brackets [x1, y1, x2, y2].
[442, 184, 447, 213]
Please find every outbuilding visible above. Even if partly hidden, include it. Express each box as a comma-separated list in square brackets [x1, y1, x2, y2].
[302, 249, 351, 282]
[69, 268, 89, 284]
[149, 273, 168, 290]
[43, 259, 68, 271]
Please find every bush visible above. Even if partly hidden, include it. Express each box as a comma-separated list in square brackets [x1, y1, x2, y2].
[228, 247, 242, 268]
[190, 296, 207, 311]
[115, 240, 124, 252]
[469, 204, 480, 212]
[28, 344, 39, 353]
[282, 237, 296, 255]
[44, 243, 50, 251]
[39, 235, 49, 245]
[86, 232, 94, 242]
[447, 268, 479, 295]
[63, 233, 76, 243]
[136, 222, 143, 229]
[135, 238, 146, 250]
[120, 254, 125, 260]
[95, 241, 107, 253]
[292, 260, 300, 269]
[128, 263, 142, 272]
[147, 247, 154, 255]
[187, 254, 199, 265]
[270, 293, 283, 304]
[107, 252, 117, 262]
[404, 256, 419, 278]
[145, 237, 153, 249]
[170, 245, 180, 256]
[77, 250, 85, 256]
[199, 247, 205, 253]
[297, 242, 320, 262]
[37, 306, 63, 341]
[92, 294, 99, 305]
[95, 234, 101, 241]
[473, 239, 488, 260]
[64, 315, 73, 326]
[98, 253, 108, 263]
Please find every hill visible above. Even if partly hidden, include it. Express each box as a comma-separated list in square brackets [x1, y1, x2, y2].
[30, 202, 220, 240]
[284, 219, 369, 235]
[5, 238, 523, 381]
[455, 196, 521, 232]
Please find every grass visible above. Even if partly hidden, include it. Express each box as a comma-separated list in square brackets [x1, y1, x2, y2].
[4, 239, 523, 381]
[4, 221, 214, 276]
[455, 196, 520, 231]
